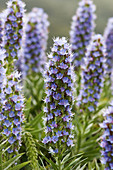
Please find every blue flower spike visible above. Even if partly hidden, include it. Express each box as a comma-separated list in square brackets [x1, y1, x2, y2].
[70, 0, 96, 69]
[104, 18, 113, 84]
[0, 49, 7, 132]
[23, 7, 50, 76]
[77, 34, 106, 114]
[100, 102, 113, 170]
[1, 0, 25, 156]
[3, 0, 25, 71]
[42, 37, 74, 155]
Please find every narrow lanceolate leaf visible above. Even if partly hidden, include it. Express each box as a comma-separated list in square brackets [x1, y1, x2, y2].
[3, 153, 24, 170]
[26, 111, 44, 128]
[23, 97, 31, 119]
[42, 37, 75, 155]
[39, 151, 58, 170]
[8, 161, 30, 170]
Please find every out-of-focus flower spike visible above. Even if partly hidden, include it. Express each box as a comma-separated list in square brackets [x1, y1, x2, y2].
[70, 0, 96, 69]
[2, 0, 25, 71]
[42, 37, 74, 155]
[2, 69, 25, 155]
[23, 7, 50, 77]
[0, 0, 25, 157]
[0, 13, 4, 46]
[104, 18, 113, 84]
[77, 34, 106, 114]
[0, 49, 7, 132]
[100, 102, 113, 169]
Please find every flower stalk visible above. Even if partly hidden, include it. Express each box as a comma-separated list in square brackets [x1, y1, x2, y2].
[42, 37, 74, 156]
[77, 34, 106, 115]
[100, 103, 113, 169]
[1, 0, 25, 157]
[23, 7, 50, 77]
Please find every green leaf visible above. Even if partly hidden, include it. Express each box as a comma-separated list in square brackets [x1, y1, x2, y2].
[3, 153, 24, 170]
[29, 128, 44, 134]
[2, 146, 11, 154]
[64, 156, 83, 170]
[95, 159, 100, 170]
[26, 111, 44, 128]
[0, 149, 2, 170]
[39, 152, 58, 170]
[76, 163, 87, 170]
[63, 153, 83, 165]
[23, 97, 32, 119]
[39, 157, 46, 170]
[61, 153, 70, 165]
[0, 139, 8, 150]
[9, 161, 30, 170]
[71, 158, 87, 170]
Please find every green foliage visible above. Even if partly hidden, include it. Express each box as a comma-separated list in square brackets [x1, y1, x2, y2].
[0, 139, 30, 170]
[39, 151, 86, 170]
[24, 73, 45, 115]
[23, 131, 39, 170]
[1, 0, 113, 169]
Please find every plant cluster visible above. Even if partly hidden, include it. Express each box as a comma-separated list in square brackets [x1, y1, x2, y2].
[0, 0, 113, 170]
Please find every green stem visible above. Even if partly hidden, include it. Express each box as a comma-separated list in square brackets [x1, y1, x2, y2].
[58, 158, 61, 170]
[0, 150, 3, 170]
[76, 69, 81, 97]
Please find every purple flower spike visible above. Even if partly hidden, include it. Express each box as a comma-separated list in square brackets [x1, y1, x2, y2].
[77, 34, 106, 114]
[3, 0, 25, 70]
[22, 7, 50, 76]
[104, 18, 113, 82]
[0, 49, 7, 129]
[100, 103, 113, 169]
[0, 0, 25, 156]
[70, 0, 96, 69]
[42, 37, 74, 154]
[0, 13, 3, 45]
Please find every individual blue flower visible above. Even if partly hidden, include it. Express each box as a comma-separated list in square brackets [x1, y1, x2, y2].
[100, 103, 113, 169]
[3, 120, 12, 127]
[42, 37, 74, 154]
[12, 128, 19, 136]
[67, 138, 73, 147]
[52, 136, 58, 143]
[54, 110, 61, 117]
[58, 99, 70, 107]
[3, 129, 11, 137]
[8, 136, 16, 144]
[56, 73, 63, 79]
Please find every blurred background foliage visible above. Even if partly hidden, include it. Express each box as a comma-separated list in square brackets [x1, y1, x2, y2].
[0, 0, 113, 49]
